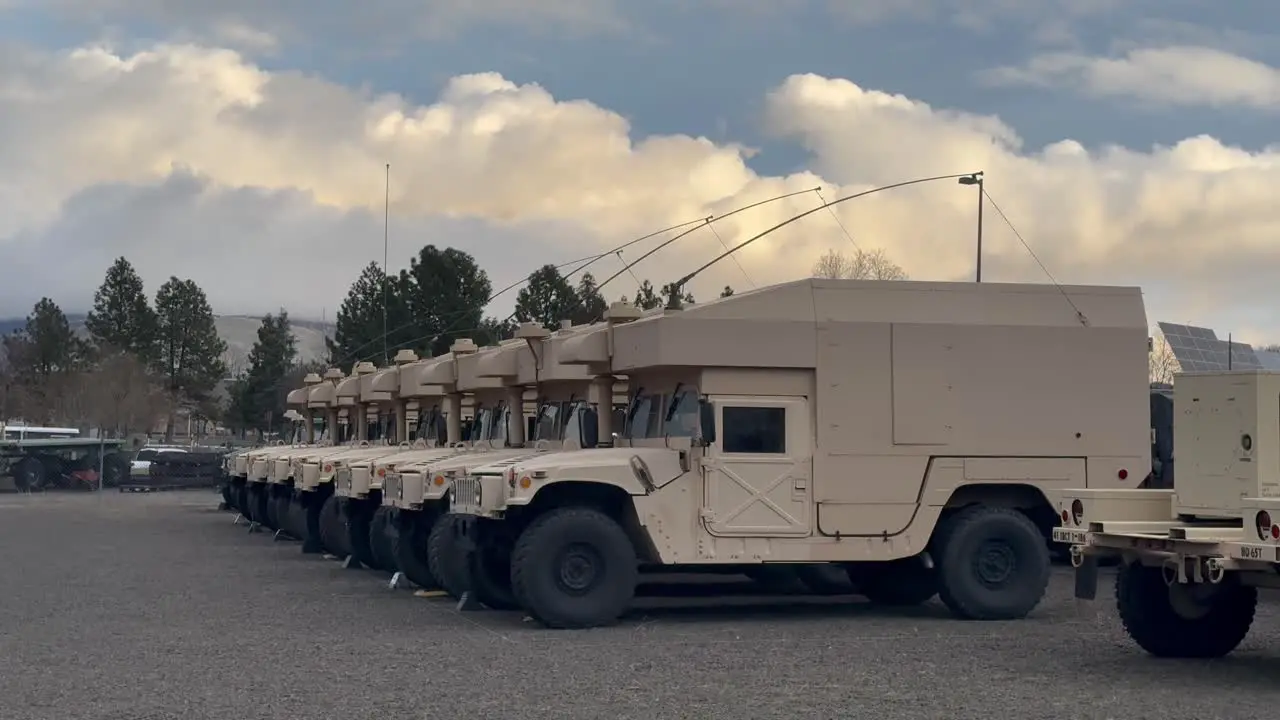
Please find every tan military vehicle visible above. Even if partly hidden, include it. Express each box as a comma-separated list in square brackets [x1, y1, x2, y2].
[448, 277, 1151, 628]
[304, 361, 404, 557]
[236, 382, 317, 526]
[266, 367, 348, 548]
[384, 323, 624, 598]
[334, 348, 462, 571]
[258, 372, 341, 536]
[1057, 369, 1280, 658]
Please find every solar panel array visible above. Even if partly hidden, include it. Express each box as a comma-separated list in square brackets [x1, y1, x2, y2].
[1157, 321, 1263, 373]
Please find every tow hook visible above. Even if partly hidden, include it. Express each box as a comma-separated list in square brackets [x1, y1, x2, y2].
[1205, 557, 1226, 584]
[1069, 544, 1085, 568]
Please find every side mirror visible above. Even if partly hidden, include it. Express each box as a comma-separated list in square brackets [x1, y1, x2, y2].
[580, 408, 599, 448]
[698, 399, 716, 446]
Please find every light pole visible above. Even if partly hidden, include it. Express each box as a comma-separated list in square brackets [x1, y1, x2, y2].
[958, 171, 983, 282]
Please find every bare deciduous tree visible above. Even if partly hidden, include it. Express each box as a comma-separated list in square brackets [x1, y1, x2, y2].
[812, 248, 908, 281]
[1149, 334, 1179, 385]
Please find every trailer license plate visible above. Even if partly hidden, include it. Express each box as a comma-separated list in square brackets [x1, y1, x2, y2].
[1233, 544, 1278, 562]
[1053, 528, 1089, 545]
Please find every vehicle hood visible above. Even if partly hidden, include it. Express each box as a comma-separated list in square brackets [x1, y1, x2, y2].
[321, 446, 401, 464]
[470, 449, 581, 476]
[400, 448, 534, 477]
[498, 447, 686, 489]
[293, 446, 355, 463]
[359, 447, 458, 470]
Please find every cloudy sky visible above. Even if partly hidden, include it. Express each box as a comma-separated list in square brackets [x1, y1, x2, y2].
[2, 0, 1279, 341]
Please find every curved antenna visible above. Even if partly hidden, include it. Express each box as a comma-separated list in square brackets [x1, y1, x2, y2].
[667, 172, 980, 305]
[597, 186, 821, 294]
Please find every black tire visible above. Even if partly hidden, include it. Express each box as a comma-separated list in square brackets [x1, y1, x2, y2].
[301, 492, 326, 553]
[256, 486, 276, 530]
[743, 565, 805, 592]
[510, 507, 639, 629]
[427, 515, 469, 599]
[280, 496, 295, 536]
[395, 512, 439, 590]
[849, 557, 939, 606]
[291, 496, 309, 539]
[369, 506, 397, 572]
[102, 455, 128, 488]
[319, 494, 348, 557]
[1116, 561, 1256, 658]
[795, 563, 857, 595]
[466, 540, 520, 611]
[344, 500, 376, 567]
[238, 485, 254, 521]
[269, 492, 288, 533]
[14, 458, 46, 492]
[932, 505, 1050, 620]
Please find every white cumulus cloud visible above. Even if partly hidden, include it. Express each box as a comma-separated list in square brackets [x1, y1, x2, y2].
[980, 45, 1280, 110]
[3, 42, 1280, 343]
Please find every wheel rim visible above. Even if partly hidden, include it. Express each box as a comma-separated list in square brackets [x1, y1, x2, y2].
[555, 542, 603, 595]
[973, 539, 1017, 587]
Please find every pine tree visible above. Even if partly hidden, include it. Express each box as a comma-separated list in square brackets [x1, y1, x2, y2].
[403, 245, 493, 356]
[325, 262, 394, 363]
[572, 272, 608, 324]
[153, 277, 227, 436]
[2, 298, 88, 420]
[85, 257, 157, 361]
[241, 312, 299, 434]
[626, 280, 662, 310]
[515, 265, 579, 328]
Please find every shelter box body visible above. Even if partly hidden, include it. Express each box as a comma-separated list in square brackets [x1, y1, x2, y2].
[1174, 370, 1280, 520]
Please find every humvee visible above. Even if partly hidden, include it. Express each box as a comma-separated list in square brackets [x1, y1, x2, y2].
[384, 323, 625, 598]
[449, 277, 1151, 628]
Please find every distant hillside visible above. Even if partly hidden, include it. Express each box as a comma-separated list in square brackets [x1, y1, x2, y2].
[0, 314, 334, 372]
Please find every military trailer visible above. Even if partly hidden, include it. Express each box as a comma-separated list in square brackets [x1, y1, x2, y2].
[386, 322, 625, 599]
[448, 278, 1151, 628]
[1056, 369, 1280, 658]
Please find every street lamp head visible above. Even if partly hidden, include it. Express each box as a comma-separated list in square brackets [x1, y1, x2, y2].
[958, 172, 983, 186]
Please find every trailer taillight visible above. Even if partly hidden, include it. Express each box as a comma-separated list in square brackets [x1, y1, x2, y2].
[1257, 511, 1272, 541]
[1117, 469, 1128, 480]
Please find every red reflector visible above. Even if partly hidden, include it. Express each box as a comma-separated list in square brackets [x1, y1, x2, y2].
[1060, 509, 1069, 523]
[1271, 525, 1278, 540]
[1117, 469, 1128, 480]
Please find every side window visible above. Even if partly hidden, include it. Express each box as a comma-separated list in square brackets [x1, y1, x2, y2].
[721, 406, 787, 454]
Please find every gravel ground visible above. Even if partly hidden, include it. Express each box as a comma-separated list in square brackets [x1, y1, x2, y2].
[5, 491, 1280, 720]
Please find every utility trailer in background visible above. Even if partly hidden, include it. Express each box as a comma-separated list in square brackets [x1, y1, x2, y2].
[0, 437, 129, 491]
[1057, 370, 1280, 658]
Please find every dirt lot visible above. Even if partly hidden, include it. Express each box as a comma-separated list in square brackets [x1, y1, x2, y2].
[3, 490, 1280, 720]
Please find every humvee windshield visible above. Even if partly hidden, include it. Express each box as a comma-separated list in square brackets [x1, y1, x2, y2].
[623, 389, 698, 439]
[533, 400, 575, 442]
[488, 404, 509, 445]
